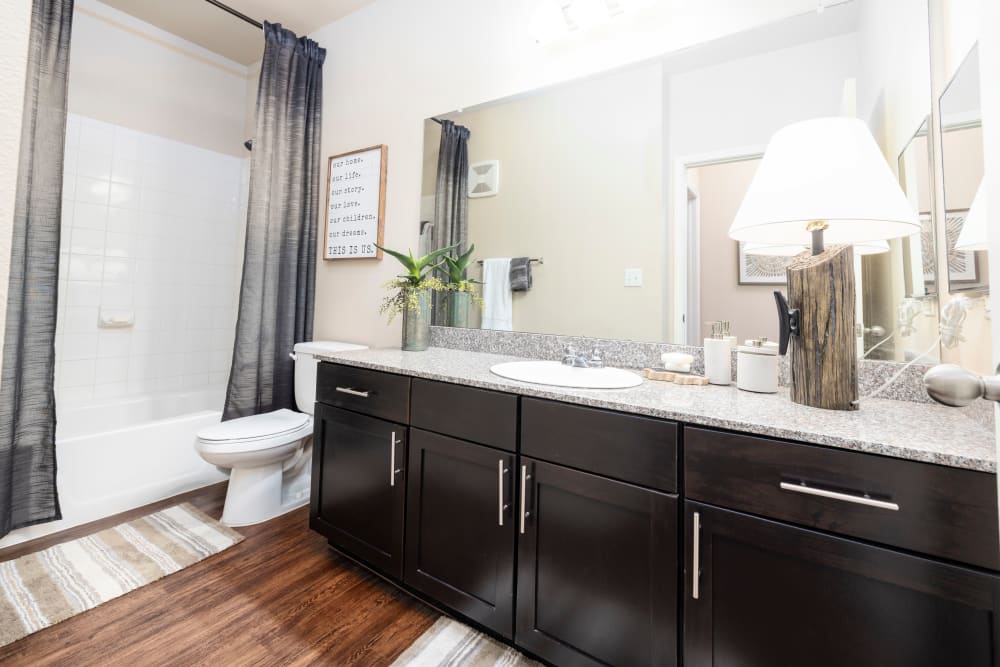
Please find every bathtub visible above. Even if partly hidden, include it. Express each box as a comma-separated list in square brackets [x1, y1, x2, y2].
[0, 388, 230, 549]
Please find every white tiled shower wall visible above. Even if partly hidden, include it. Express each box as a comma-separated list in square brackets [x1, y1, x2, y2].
[56, 113, 247, 403]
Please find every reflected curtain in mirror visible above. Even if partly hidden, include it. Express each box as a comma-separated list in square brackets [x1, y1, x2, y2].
[432, 119, 470, 324]
[0, 0, 75, 538]
[224, 23, 324, 419]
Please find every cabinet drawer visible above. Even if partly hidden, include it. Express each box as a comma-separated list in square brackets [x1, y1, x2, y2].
[685, 427, 1000, 570]
[411, 379, 517, 452]
[316, 363, 410, 424]
[521, 398, 678, 492]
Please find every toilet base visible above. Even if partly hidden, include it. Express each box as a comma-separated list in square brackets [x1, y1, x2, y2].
[220, 452, 312, 527]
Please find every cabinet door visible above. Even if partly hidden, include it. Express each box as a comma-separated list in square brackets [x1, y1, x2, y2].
[684, 502, 1000, 667]
[405, 429, 516, 637]
[516, 458, 678, 666]
[309, 404, 406, 579]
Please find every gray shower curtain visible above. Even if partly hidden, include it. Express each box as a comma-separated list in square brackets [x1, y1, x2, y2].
[0, 0, 74, 538]
[432, 120, 470, 324]
[223, 23, 325, 420]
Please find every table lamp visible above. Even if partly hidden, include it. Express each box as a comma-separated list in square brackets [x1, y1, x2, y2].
[730, 117, 920, 410]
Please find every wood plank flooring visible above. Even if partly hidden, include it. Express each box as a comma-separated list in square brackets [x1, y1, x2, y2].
[0, 484, 439, 666]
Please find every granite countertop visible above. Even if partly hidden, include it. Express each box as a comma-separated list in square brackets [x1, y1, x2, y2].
[318, 347, 997, 474]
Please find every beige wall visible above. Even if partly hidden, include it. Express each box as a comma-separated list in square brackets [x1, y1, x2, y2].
[69, 0, 251, 157]
[0, 0, 32, 366]
[309, 0, 825, 348]
[694, 159, 779, 343]
[423, 63, 664, 341]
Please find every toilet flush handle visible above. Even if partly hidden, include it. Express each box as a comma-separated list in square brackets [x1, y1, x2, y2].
[289, 352, 297, 361]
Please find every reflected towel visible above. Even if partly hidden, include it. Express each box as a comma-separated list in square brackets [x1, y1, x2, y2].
[481, 258, 513, 331]
[510, 257, 532, 291]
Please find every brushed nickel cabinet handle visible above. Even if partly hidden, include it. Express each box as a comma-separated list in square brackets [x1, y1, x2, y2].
[336, 387, 370, 398]
[498, 460, 508, 527]
[779, 481, 899, 511]
[389, 432, 402, 487]
[692, 511, 700, 600]
[519, 465, 531, 535]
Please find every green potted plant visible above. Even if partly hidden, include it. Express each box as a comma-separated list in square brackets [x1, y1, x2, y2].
[439, 244, 484, 328]
[375, 243, 456, 351]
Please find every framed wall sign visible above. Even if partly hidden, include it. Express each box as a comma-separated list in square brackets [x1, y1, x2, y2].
[324, 144, 387, 260]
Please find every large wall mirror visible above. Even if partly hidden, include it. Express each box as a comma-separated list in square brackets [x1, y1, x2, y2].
[420, 1, 950, 363]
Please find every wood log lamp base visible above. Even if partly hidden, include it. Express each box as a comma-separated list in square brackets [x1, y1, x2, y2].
[774, 237, 859, 411]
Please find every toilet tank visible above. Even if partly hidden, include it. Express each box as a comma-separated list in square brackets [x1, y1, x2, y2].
[292, 341, 368, 414]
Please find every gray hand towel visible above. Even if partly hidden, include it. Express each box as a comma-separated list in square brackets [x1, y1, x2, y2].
[510, 257, 532, 291]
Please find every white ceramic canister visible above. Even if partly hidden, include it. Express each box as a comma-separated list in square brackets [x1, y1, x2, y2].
[736, 339, 779, 393]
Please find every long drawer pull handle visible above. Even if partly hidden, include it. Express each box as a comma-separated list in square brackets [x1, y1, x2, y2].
[779, 481, 899, 511]
[498, 460, 508, 527]
[389, 432, 400, 487]
[692, 511, 700, 600]
[336, 387, 370, 398]
[519, 465, 531, 535]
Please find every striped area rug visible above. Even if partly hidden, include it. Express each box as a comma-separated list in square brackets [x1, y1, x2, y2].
[0, 503, 243, 647]
[392, 617, 541, 667]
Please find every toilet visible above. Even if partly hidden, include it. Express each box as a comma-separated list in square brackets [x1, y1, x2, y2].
[196, 341, 367, 526]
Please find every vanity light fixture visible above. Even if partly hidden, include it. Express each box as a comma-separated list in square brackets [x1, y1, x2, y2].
[730, 117, 920, 410]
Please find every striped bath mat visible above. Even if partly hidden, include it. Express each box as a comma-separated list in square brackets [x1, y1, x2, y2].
[392, 617, 541, 666]
[0, 503, 243, 647]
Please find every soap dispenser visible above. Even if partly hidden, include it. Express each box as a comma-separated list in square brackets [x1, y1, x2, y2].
[704, 321, 732, 386]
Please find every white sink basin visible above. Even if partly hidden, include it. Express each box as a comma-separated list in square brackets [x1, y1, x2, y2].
[490, 360, 643, 389]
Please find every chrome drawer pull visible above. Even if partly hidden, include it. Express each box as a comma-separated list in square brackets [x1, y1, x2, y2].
[779, 481, 899, 511]
[335, 387, 370, 398]
[692, 511, 700, 600]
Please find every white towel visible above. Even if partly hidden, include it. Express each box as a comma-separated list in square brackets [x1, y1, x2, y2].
[481, 258, 513, 331]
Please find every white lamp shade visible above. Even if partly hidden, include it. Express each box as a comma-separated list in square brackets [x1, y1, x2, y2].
[730, 117, 920, 245]
[956, 185, 988, 251]
[744, 239, 890, 257]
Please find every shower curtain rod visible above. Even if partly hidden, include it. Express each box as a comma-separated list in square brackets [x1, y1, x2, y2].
[204, 0, 263, 30]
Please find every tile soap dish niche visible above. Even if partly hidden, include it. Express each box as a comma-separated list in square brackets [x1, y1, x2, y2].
[98, 307, 134, 329]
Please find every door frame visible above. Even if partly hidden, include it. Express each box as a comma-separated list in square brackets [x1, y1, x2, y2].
[669, 147, 765, 344]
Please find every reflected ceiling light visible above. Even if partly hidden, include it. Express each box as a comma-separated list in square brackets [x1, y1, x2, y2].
[955, 184, 988, 251]
[530, 0, 655, 44]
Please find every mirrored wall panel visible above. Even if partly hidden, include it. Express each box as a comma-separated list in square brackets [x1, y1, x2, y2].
[939, 43, 988, 294]
[421, 1, 946, 363]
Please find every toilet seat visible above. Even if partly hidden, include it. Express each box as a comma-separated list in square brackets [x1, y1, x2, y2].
[197, 409, 313, 453]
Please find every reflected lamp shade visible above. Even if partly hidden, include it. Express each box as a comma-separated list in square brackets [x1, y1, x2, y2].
[956, 185, 988, 251]
[729, 117, 920, 244]
[744, 239, 890, 257]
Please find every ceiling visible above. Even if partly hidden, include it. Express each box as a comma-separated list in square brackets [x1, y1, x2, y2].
[99, 0, 373, 66]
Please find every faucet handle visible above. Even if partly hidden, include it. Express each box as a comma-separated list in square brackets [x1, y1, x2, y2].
[589, 347, 604, 368]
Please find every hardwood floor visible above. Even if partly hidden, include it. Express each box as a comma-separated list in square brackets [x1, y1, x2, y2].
[0, 484, 439, 666]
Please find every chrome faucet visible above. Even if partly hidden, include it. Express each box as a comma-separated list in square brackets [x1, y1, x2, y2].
[561, 346, 604, 369]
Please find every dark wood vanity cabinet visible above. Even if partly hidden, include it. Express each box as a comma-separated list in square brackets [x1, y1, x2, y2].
[684, 502, 1000, 667]
[517, 458, 678, 666]
[405, 428, 517, 638]
[310, 364, 411, 579]
[310, 404, 407, 578]
[311, 362, 1000, 667]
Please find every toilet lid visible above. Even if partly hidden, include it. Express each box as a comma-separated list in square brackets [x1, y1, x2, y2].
[198, 409, 311, 442]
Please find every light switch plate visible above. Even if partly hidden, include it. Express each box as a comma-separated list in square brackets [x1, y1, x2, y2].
[624, 268, 643, 287]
